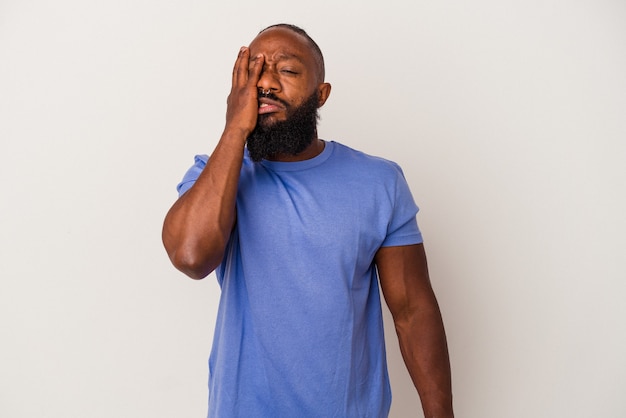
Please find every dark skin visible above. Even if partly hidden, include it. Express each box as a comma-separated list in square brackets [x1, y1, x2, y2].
[162, 26, 453, 418]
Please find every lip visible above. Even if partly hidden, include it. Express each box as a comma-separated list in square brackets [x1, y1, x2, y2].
[258, 97, 286, 115]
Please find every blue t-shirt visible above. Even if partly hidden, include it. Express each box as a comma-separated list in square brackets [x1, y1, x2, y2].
[177, 141, 422, 418]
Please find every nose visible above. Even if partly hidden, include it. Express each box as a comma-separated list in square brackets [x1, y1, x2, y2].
[256, 66, 280, 93]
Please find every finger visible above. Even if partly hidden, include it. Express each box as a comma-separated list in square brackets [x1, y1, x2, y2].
[232, 47, 249, 87]
[247, 54, 264, 88]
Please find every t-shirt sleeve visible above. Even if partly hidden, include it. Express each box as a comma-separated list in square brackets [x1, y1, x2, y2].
[176, 154, 209, 197]
[380, 164, 423, 247]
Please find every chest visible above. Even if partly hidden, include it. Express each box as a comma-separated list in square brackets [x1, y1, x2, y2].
[235, 167, 395, 261]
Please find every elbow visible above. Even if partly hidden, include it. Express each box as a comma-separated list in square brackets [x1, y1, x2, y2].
[390, 306, 416, 334]
[162, 218, 228, 280]
[163, 231, 225, 280]
[168, 248, 222, 280]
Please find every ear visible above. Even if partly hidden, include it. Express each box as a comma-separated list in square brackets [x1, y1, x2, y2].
[316, 83, 332, 108]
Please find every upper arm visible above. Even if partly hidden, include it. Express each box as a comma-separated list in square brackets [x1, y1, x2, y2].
[375, 243, 438, 321]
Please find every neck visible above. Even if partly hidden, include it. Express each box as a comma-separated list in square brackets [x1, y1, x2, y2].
[268, 137, 325, 162]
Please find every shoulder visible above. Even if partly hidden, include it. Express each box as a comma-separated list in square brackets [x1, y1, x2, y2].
[176, 154, 209, 196]
[329, 141, 406, 179]
[193, 154, 209, 167]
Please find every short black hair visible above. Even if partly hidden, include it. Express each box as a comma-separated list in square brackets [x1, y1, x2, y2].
[259, 23, 325, 81]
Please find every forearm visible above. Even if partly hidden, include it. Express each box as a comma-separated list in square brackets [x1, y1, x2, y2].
[395, 297, 453, 418]
[162, 128, 246, 279]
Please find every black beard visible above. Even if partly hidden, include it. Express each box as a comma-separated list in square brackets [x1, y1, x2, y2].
[246, 92, 319, 162]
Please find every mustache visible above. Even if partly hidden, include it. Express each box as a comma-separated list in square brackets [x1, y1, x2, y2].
[258, 90, 289, 108]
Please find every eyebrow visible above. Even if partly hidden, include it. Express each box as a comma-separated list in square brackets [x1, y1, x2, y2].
[251, 52, 304, 64]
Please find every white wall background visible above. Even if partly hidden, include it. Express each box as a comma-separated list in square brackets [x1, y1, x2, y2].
[1, 1, 624, 417]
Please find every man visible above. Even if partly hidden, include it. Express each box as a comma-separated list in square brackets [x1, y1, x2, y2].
[162, 23, 453, 418]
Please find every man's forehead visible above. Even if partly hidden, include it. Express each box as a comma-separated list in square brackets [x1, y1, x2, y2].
[249, 28, 312, 60]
